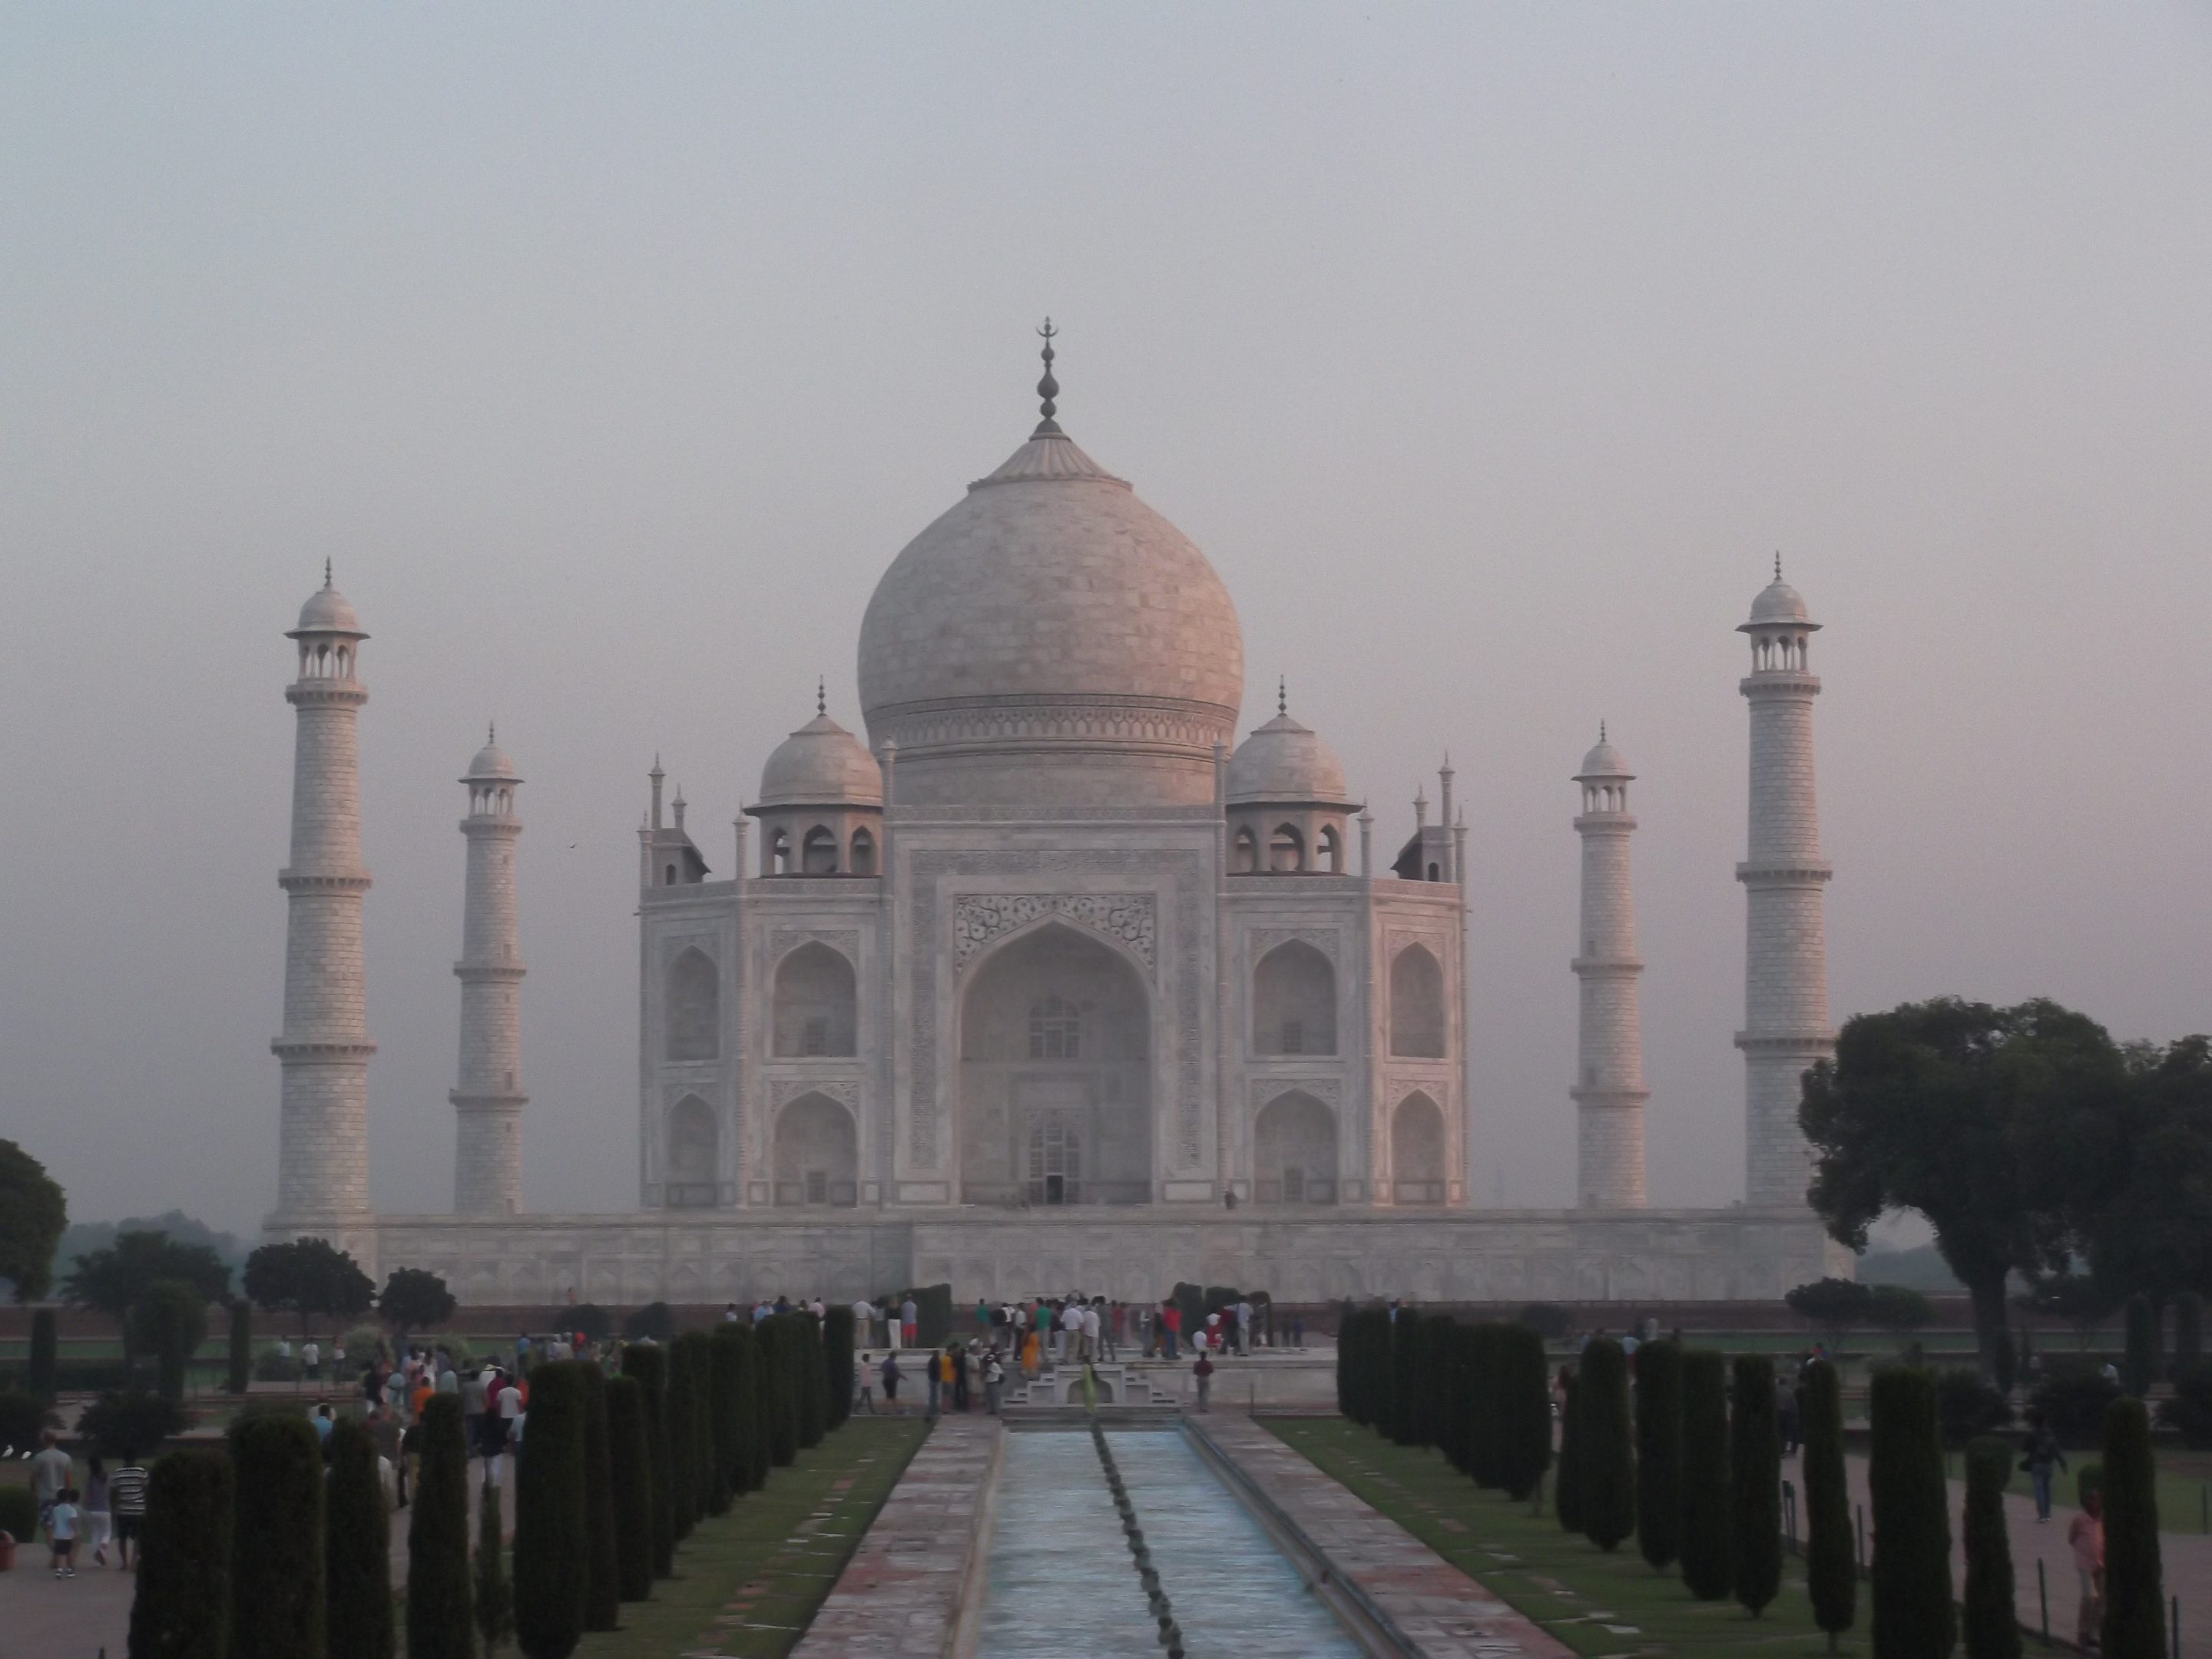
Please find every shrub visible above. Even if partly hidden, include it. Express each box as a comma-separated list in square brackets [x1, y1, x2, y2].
[578, 1363, 621, 1633]
[474, 1462, 513, 1656]
[1868, 1368, 1955, 1659]
[661, 1339, 699, 1539]
[757, 1316, 800, 1469]
[2031, 1370, 2124, 1449]
[1936, 1367, 2016, 1446]
[406, 1393, 475, 1659]
[325, 1417, 394, 1659]
[619, 1342, 674, 1578]
[228, 1410, 326, 1659]
[621, 1302, 675, 1344]
[1962, 1435, 2022, 1659]
[1495, 1323, 1553, 1504]
[77, 1388, 185, 1456]
[2122, 1294, 2159, 1398]
[1554, 1369, 1584, 1535]
[1730, 1356, 1781, 1617]
[1634, 1339, 1682, 1571]
[1786, 1277, 1871, 1338]
[127, 1449, 233, 1659]
[734, 1325, 767, 1493]
[2174, 1291, 2204, 1376]
[1868, 1283, 1935, 1333]
[823, 1304, 856, 1432]
[2100, 1397, 2165, 1659]
[512, 1359, 589, 1659]
[1678, 1349, 1732, 1601]
[710, 1330, 743, 1508]
[1389, 1310, 1423, 1446]
[338, 1324, 386, 1369]
[1440, 1322, 1475, 1477]
[2155, 1361, 2212, 1449]
[604, 1374, 655, 1601]
[1800, 1359, 1855, 1646]
[0, 1386, 60, 1455]
[228, 1300, 253, 1395]
[0, 1483, 37, 1543]
[683, 1333, 720, 1515]
[1516, 1301, 1573, 1340]
[132, 1279, 209, 1402]
[1578, 1336, 1635, 1551]
[1466, 1323, 1502, 1485]
[28, 1308, 56, 1401]
[568, 1304, 614, 1345]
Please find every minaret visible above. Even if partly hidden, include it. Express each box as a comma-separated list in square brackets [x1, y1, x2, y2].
[1736, 561, 1833, 1208]
[271, 565, 375, 1222]
[452, 727, 526, 1215]
[1571, 727, 1648, 1208]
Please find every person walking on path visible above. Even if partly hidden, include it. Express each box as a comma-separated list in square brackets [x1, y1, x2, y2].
[81, 1457, 111, 1567]
[2068, 1488, 2104, 1649]
[880, 1351, 902, 1414]
[1081, 1301, 1102, 1364]
[1020, 1326, 1040, 1379]
[1193, 1353, 1214, 1412]
[1161, 1300, 1181, 1360]
[107, 1452, 148, 1570]
[46, 1487, 80, 1578]
[984, 1349, 1004, 1416]
[2022, 1412, 2068, 1523]
[303, 1339, 320, 1383]
[29, 1431, 72, 1540]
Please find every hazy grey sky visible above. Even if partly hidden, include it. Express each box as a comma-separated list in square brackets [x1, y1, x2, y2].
[5, 5, 2209, 1233]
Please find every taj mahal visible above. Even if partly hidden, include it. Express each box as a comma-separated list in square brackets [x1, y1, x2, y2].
[266, 330, 1848, 1306]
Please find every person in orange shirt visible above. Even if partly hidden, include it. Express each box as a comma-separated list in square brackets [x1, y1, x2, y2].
[409, 1378, 433, 1421]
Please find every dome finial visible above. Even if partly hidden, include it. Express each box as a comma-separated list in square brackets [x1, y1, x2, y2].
[1277, 676, 1286, 716]
[488, 720, 496, 744]
[1033, 317, 1063, 436]
[1774, 551, 1783, 581]
[1599, 719, 1606, 743]
[816, 676, 826, 717]
[323, 558, 333, 588]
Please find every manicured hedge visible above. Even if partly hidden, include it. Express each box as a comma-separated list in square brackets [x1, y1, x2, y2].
[793, 1315, 827, 1450]
[661, 1339, 699, 1539]
[1678, 1349, 1732, 1601]
[406, 1392, 475, 1659]
[1577, 1336, 1634, 1552]
[619, 1341, 675, 1578]
[325, 1417, 393, 1659]
[605, 1373, 655, 1601]
[1869, 1367, 1955, 1658]
[823, 1304, 856, 1432]
[127, 1449, 233, 1659]
[1963, 1435, 2022, 1659]
[1634, 1339, 1681, 1572]
[1494, 1323, 1552, 1504]
[228, 1410, 326, 1659]
[578, 1361, 621, 1632]
[1555, 1368, 1584, 1535]
[1730, 1355, 1780, 1617]
[512, 1359, 590, 1659]
[28, 1308, 56, 1402]
[2101, 1396, 2165, 1659]
[1801, 1359, 1855, 1644]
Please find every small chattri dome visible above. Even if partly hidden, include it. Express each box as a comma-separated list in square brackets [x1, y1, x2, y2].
[464, 727, 519, 783]
[290, 565, 366, 637]
[1576, 735, 1632, 781]
[1228, 710, 1353, 806]
[758, 711, 883, 809]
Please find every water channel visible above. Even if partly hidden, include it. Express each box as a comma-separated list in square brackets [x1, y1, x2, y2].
[972, 1427, 1362, 1657]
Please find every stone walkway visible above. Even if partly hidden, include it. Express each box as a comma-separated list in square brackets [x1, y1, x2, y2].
[1195, 1413, 1573, 1657]
[792, 1416, 1001, 1657]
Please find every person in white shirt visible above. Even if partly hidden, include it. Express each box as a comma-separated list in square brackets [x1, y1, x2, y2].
[1235, 1299, 1253, 1356]
[302, 1339, 320, 1382]
[1061, 1301, 1085, 1363]
[1081, 1303, 1101, 1363]
[852, 1299, 876, 1346]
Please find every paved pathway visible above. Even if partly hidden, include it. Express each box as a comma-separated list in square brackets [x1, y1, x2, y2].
[793, 1416, 1000, 1657]
[1197, 1413, 1573, 1657]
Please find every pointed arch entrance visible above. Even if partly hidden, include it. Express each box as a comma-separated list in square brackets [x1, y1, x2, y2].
[773, 1091, 858, 1207]
[957, 921, 1152, 1205]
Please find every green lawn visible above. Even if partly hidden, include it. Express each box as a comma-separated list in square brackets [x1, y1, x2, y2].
[1265, 1417, 1870, 1657]
[571, 1417, 928, 1659]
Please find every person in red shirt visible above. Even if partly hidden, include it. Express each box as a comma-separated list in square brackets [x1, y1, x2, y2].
[1161, 1300, 1182, 1360]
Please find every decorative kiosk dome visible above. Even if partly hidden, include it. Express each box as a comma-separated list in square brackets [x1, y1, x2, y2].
[757, 706, 883, 809]
[1227, 704, 1353, 806]
[744, 690, 884, 878]
[1227, 687, 1356, 875]
[856, 325, 1244, 807]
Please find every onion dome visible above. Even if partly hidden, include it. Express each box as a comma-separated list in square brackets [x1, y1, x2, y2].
[1742, 557, 1819, 631]
[1227, 691, 1354, 806]
[290, 561, 366, 637]
[463, 725, 519, 783]
[758, 703, 883, 809]
[1575, 725, 1632, 782]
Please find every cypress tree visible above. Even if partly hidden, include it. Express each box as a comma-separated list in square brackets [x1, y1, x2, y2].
[577, 1363, 621, 1633]
[1555, 1369, 1584, 1534]
[28, 1307, 57, 1402]
[758, 1317, 798, 1468]
[1800, 1359, 1856, 1649]
[660, 1340, 699, 1539]
[1336, 1308, 1359, 1420]
[687, 1333, 720, 1502]
[823, 1304, 856, 1432]
[1578, 1336, 1636, 1551]
[1440, 1323, 1475, 1475]
[472, 1471, 512, 1657]
[1963, 1436, 2022, 1659]
[227, 1300, 252, 1396]
[793, 1316, 827, 1450]
[2100, 1396, 2165, 1659]
[604, 1374, 654, 1602]
[1389, 1310, 1422, 1445]
[1678, 1348, 1733, 1601]
[127, 1448, 233, 1659]
[2123, 1295, 2160, 1398]
[1495, 1323, 1554, 1505]
[1869, 1366, 1955, 1659]
[730, 1326, 766, 1493]
[709, 1332, 743, 1511]
[1366, 1309, 1396, 1436]
[1634, 1339, 1683, 1571]
[1730, 1355, 1782, 1616]
[1467, 1323, 1501, 1486]
[618, 1343, 674, 1578]
[326, 1417, 395, 1659]
[2174, 1291, 2204, 1376]
[512, 1359, 589, 1659]
[228, 1410, 326, 1659]
[407, 1393, 476, 1659]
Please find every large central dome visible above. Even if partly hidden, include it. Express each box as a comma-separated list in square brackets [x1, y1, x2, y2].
[857, 402, 1244, 809]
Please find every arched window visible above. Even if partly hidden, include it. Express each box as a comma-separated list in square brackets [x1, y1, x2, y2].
[1028, 995, 1081, 1061]
[1232, 826, 1258, 875]
[1252, 939, 1336, 1056]
[1319, 824, 1343, 873]
[849, 827, 876, 876]
[1269, 823, 1305, 873]
[665, 1094, 719, 1207]
[769, 829, 792, 876]
[801, 826, 839, 876]
[772, 942, 858, 1058]
[1391, 1091, 1446, 1204]
[666, 948, 720, 1061]
[773, 1091, 859, 1207]
[1253, 1091, 1338, 1204]
[664, 863, 677, 886]
[1389, 944, 1446, 1058]
[1027, 1116, 1082, 1204]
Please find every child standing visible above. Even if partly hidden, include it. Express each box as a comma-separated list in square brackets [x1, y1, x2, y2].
[48, 1487, 81, 1578]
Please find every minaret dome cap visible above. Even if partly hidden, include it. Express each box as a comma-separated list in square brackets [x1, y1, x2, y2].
[290, 566, 367, 639]
[1575, 736, 1632, 781]
[463, 728, 520, 784]
[1740, 572, 1819, 632]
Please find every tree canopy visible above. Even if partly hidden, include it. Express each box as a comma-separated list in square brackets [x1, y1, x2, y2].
[0, 1140, 67, 1302]
[1784, 1277, 1871, 1336]
[376, 1267, 455, 1333]
[63, 1228, 232, 1330]
[2064, 1035, 2212, 1306]
[243, 1237, 374, 1329]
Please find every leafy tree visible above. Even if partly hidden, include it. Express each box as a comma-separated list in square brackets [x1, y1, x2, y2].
[2157, 1363, 2212, 1449]
[379, 1268, 457, 1341]
[0, 1140, 66, 1302]
[474, 1469, 512, 1657]
[1962, 1436, 2022, 1659]
[230, 1410, 327, 1659]
[1800, 1359, 1855, 1649]
[2069, 1034, 2212, 1314]
[604, 1374, 656, 1601]
[1869, 1283, 1936, 1334]
[577, 1363, 620, 1633]
[568, 1304, 614, 1345]
[1634, 1339, 1682, 1571]
[1802, 998, 2114, 1379]
[1730, 1356, 1781, 1616]
[1785, 1277, 1872, 1339]
[1554, 1369, 1584, 1535]
[1495, 1323, 1553, 1505]
[2032, 1370, 2124, 1449]
[131, 1279, 208, 1402]
[1936, 1368, 2016, 1446]
[0, 1386, 60, 1453]
[127, 1449, 233, 1659]
[2122, 1293, 2159, 1396]
[228, 1299, 253, 1395]
[1679, 1349, 1733, 1601]
[243, 1238, 375, 1336]
[513, 1360, 590, 1659]
[2023, 1272, 2116, 1349]
[63, 1228, 230, 1344]
[1578, 1336, 1635, 1551]
[407, 1394, 476, 1659]
[75, 1388, 184, 1455]
[619, 1342, 675, 1577]
[1868, 1368, 1955, 1659]
[326, 1418, 395, 1659]
[2101, 1397, 2166, 1659]
[621, 1302, 675, 1343]
[28, 1307, 56, 1401]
